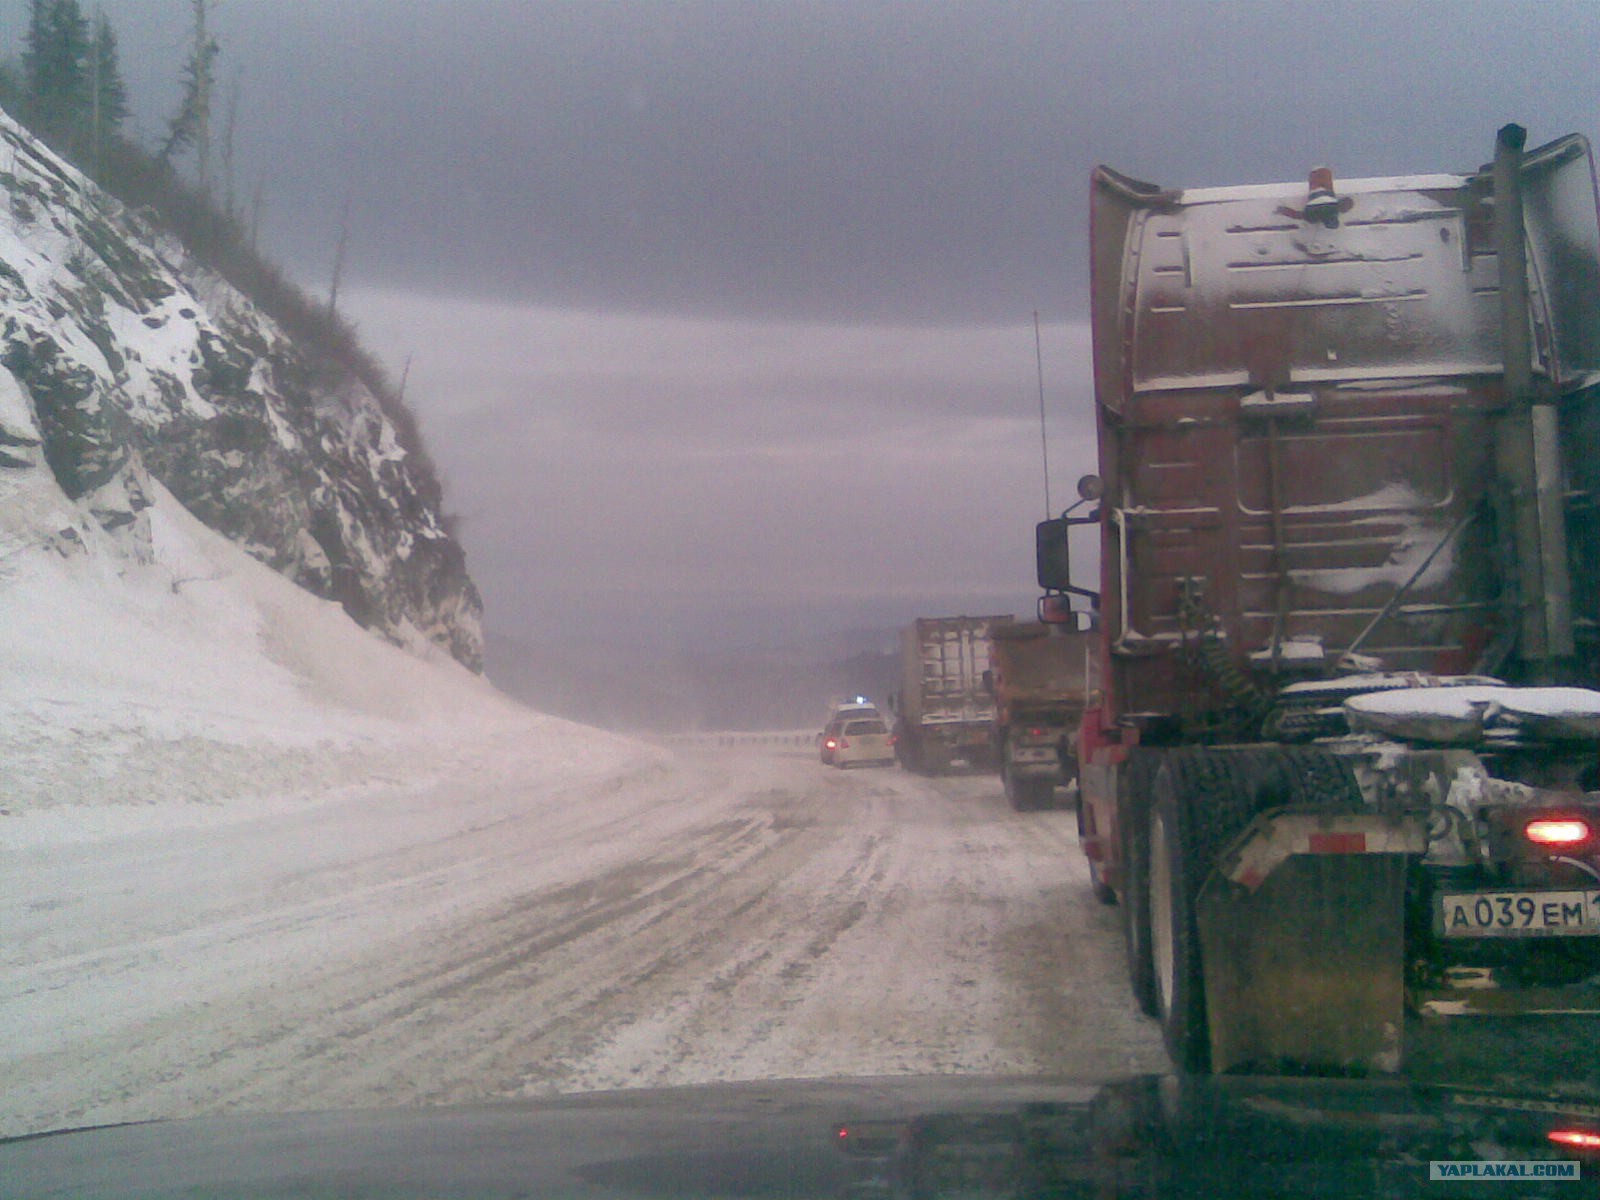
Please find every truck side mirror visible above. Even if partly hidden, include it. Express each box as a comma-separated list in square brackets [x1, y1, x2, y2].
[1037, 518, 1071, 590]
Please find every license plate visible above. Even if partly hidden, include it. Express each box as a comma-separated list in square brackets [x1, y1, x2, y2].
[1437, 889, 1600, 938]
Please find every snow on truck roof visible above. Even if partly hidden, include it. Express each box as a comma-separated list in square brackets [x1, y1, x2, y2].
[1345, 684, 1600, 743]
[1175, 173, 1467, 205]
[1100, 133, 1600, 397]
[1347, 685, 1600, 720]
[1114, 133, 1591, 207]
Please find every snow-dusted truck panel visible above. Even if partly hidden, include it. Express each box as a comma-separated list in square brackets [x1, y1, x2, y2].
[1042, 127, 1600, 1074]
[1087, 132, 1600, 719]
[989, 622, 1095, 811]
[893, 616, 1011, 774]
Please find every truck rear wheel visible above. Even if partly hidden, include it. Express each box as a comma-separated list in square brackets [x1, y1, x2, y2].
[895, 729, 921, 774]
[1148, 756, 1210, 1072]
[1003, 761, 1054, 812]
[1120, 750, 1160, 1017]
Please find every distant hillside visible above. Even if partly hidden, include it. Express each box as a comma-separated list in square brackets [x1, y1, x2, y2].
[484, 625, 899, 734]
[684, 646, 900, 732]
[483, 631, 703, 733]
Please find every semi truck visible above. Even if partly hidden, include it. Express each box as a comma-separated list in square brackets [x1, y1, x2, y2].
[1037, 126, 1600, 1074]
[891, 615, 1011, 774]
[988, 621, 1096, 811]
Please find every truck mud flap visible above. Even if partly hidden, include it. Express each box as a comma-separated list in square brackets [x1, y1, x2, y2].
[1196, 813, 1425, 1075]
[1198, 856, 1407, 1074]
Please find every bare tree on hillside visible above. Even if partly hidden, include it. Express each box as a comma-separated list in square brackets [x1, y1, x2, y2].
[327, 192, 352, 313]
[161, 0, 218, 187]
[219, 69, 242, 219]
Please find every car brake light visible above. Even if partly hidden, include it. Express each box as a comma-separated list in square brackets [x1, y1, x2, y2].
[1525, 819, 1590, 847]
[824, 739, 837, 750]
[1549, 1129, 1600, 1151]
[1028, 726, 1046, 738]
[838, 738, 851, 749]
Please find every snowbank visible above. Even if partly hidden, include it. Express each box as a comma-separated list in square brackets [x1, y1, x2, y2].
[0, 479, 639, 848]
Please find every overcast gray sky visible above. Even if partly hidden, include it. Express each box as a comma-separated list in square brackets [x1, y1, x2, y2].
[12, 0, 1600, 653]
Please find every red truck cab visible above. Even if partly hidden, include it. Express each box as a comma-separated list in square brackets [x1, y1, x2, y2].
[1040, 128, 1600, 1075]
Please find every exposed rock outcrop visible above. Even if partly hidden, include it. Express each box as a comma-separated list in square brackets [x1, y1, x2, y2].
[0, 108, 482, 669]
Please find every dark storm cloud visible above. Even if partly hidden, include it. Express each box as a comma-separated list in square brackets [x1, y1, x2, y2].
[52, 0, 1600, 326]
[237, 0, 1087, 323]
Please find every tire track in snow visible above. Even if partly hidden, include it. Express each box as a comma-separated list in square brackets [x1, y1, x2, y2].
[0, 744, 1170, 1136]
[539, 760, 1169, 1095]
[1, 747, 734, 1131]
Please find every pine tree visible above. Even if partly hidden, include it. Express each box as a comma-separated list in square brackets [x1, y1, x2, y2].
[21, 0, 92, 133]
[20, 0, 48, 102]
[90, 13, 129, 132]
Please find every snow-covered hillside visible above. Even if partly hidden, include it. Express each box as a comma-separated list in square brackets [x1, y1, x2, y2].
[0, 107, 481, 668]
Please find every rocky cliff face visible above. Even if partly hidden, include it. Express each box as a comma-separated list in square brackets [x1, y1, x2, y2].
[0, 108, 483, 669]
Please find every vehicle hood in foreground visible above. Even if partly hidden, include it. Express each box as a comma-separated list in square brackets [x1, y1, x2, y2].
[2, 1072, 1597, 1198]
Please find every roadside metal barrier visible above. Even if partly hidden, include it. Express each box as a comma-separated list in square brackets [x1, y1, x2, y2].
[661, 730, 816, 748]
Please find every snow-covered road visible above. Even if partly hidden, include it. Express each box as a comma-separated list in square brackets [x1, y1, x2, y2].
[1, 738, 1168, 1138]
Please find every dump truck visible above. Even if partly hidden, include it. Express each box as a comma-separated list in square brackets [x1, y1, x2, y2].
[1037, 126, 1600, 1074]
[891, 616, 1011, 774]
[988, 622, 1096, 811]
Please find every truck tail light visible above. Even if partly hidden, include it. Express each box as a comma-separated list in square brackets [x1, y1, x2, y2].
[1525, 819, 1591, 847]
[1483, 806, 1600, 859]
[1548, 1128, 1600, 1152]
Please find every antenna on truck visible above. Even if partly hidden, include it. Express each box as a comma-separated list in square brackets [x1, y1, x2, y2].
[1034, 310, 1052, 518]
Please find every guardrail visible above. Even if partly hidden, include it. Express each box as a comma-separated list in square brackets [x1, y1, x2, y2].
[662, 730, 817, 748]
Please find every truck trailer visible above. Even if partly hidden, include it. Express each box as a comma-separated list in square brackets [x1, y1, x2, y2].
[1038, 126, 1600, 1074]
[988, 621, 1096, 811]
[892, 616, 1011, 774]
